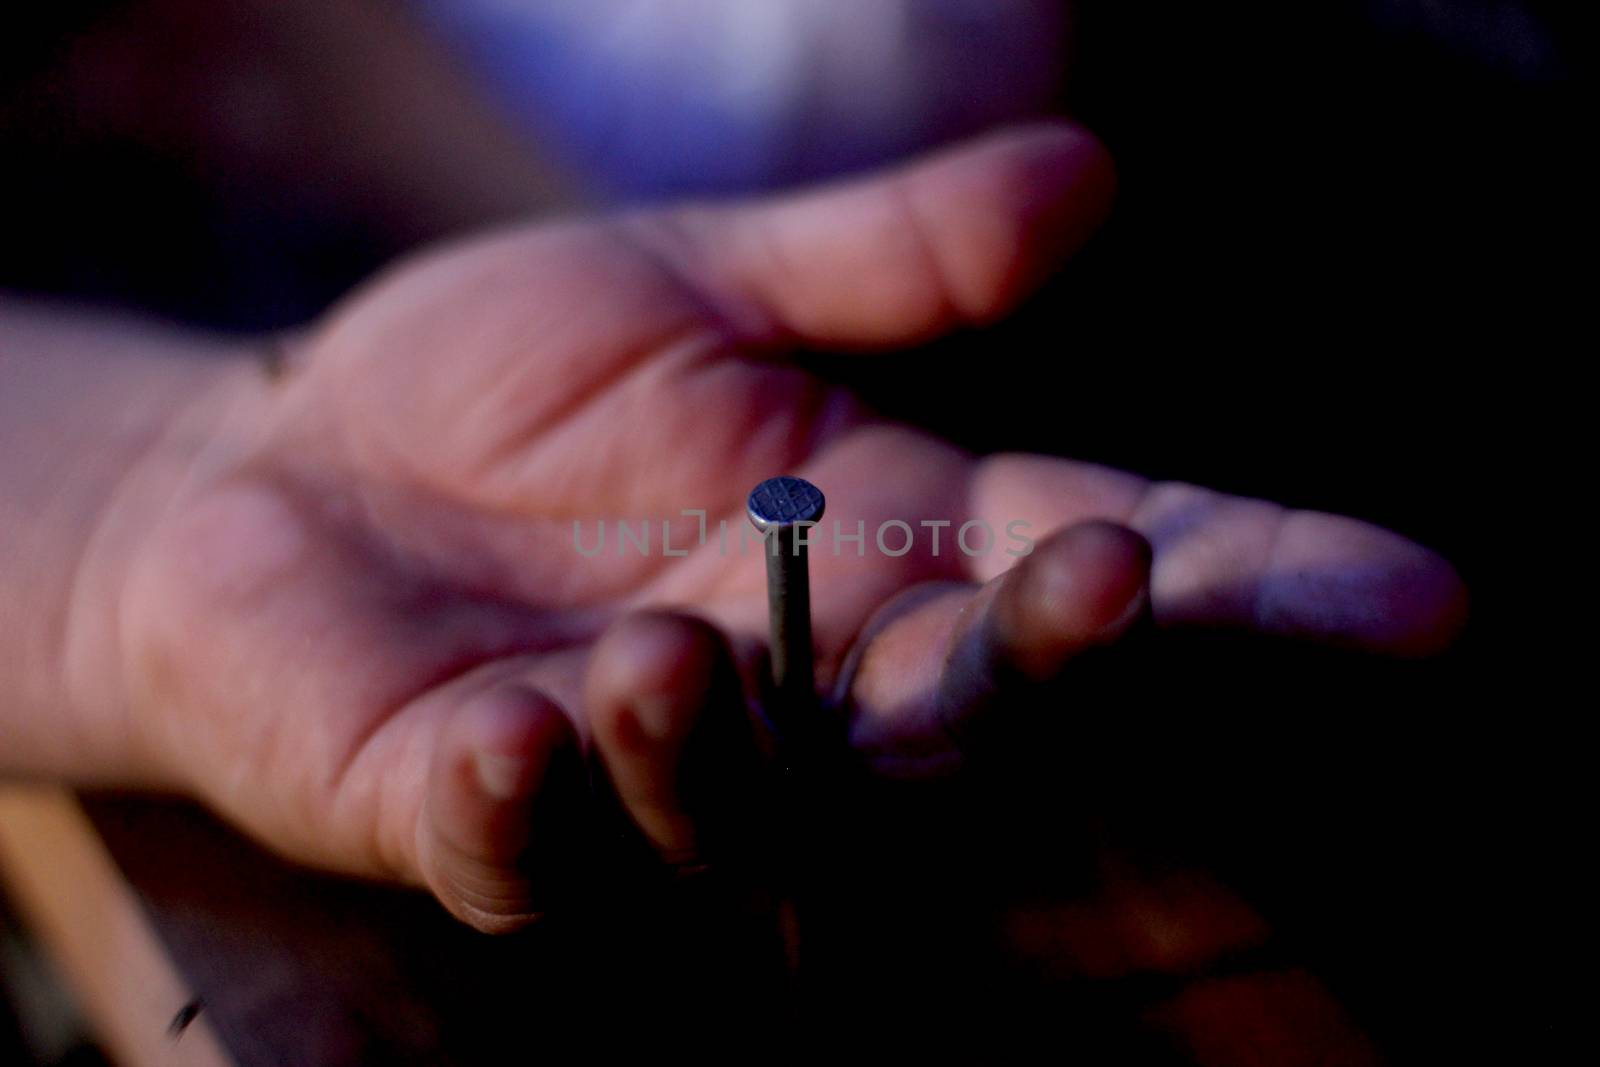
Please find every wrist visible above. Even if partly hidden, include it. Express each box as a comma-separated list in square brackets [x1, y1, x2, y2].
[77, 352, 273, 790]
[0, 300, 277, 788]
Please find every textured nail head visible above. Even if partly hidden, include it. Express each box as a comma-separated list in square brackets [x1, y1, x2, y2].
[747, 476, 826, 534]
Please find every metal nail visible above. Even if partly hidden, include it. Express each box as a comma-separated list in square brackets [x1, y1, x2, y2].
[747, 476, 825, 744]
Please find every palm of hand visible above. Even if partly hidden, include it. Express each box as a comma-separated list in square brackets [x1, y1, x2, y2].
[116, 126, 1465, 932]
[123, 206, 988, 918]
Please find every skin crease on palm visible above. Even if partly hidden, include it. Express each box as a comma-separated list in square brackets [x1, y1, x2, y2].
[50, 122, 1466, 933]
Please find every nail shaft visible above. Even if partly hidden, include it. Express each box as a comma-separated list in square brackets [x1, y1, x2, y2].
[764, 523, 814, 703]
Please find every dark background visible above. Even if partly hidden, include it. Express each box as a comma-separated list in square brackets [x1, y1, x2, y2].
[2, 1, 1579, 1062]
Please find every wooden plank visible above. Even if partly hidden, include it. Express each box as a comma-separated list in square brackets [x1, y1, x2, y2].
[0, 786, 233, 1067]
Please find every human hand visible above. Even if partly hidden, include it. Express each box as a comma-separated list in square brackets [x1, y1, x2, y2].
[75, 123, 1463, 929]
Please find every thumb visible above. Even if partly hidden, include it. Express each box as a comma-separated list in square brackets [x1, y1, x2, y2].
[627, 121, 1116, 350]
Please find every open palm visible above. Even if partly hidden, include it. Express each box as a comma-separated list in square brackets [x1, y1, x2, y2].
[116, 124, 1465, 930]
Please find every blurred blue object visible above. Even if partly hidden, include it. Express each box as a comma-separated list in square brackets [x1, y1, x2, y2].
[411, 0, 1066, 201]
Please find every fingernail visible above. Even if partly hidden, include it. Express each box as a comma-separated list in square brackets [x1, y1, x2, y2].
[1097, 583, 1152, 643]
[474, 749, 529, 800]
[624, 696, 683, 745]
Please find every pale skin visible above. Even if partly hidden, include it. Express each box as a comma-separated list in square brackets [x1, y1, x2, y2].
[0, 119, 1466, 971]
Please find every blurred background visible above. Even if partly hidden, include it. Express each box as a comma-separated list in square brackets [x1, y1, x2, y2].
[2, 1, 1579, 1063]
